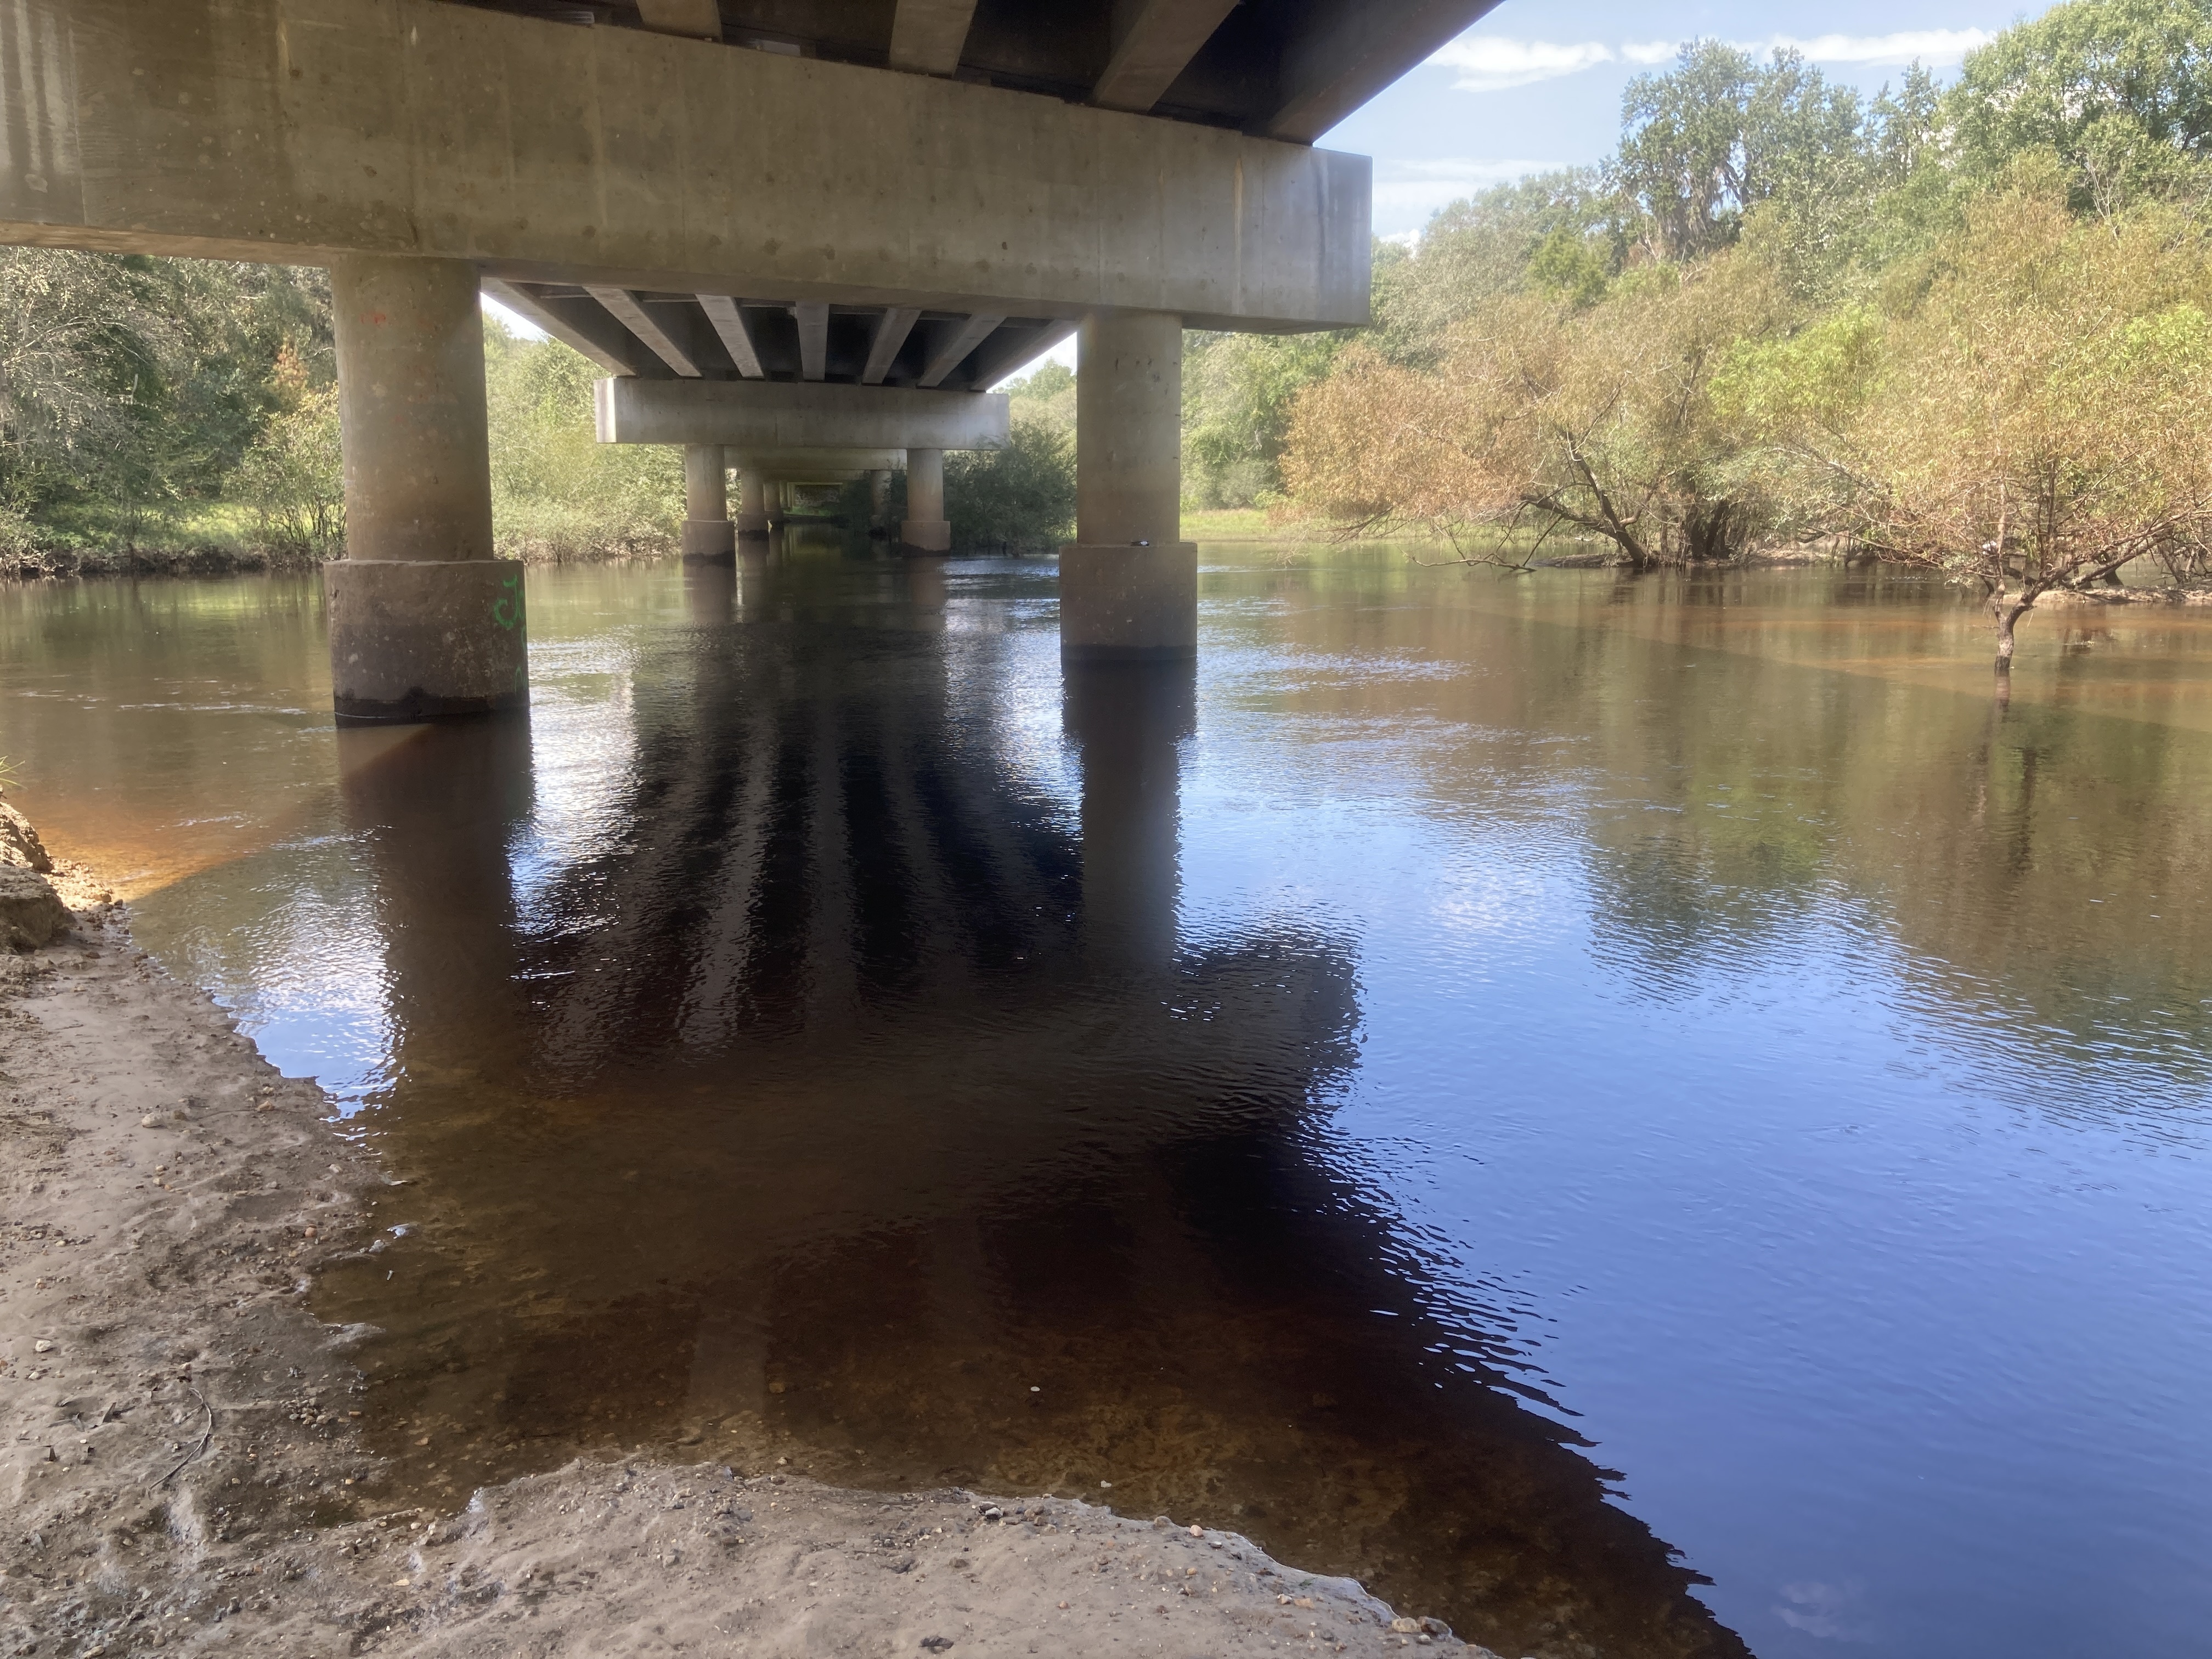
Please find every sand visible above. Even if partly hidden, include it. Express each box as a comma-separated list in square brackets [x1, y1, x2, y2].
[0, 848, 1487, 1657]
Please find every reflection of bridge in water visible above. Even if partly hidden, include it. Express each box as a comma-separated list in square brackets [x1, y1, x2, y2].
[315, 554, 1750, 1659]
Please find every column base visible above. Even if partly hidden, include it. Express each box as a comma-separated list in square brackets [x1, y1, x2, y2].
[737, 514, 771, 539]
[1058, 543, 1198, 660]
[681, 517, 736, 562]
[325, 559, 529, 725]
[900, 518, 952, 555]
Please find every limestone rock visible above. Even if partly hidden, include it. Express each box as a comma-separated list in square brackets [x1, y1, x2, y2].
[0, 797, 52, 873]
[0, 864, 71, 949]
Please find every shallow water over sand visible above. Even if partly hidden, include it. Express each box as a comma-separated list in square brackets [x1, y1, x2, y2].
[7, 544, 2212, 1657]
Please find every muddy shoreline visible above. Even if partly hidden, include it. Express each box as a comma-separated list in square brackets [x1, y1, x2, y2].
[1, 838, 1481, 1656]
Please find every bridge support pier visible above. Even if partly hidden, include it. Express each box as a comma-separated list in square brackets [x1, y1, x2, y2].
[1060, 311, 1197, 661]
[323, 255, 526, 724]
[901, 448, 952, 554]
[681, 444, 736, 562]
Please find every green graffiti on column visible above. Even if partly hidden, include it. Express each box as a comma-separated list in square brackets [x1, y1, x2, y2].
[493, 570, 523, 631]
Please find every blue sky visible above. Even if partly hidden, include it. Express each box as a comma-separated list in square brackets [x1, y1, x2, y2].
[1326, 0, 2041, 239]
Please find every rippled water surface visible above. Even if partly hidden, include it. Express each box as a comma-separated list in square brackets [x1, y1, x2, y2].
[6, 544, 2211, 1658]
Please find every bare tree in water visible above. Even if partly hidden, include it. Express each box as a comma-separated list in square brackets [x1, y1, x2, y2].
[1753, 179, 2212, 669]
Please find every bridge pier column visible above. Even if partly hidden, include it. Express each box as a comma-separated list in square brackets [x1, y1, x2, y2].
[681, 443, 736, 562]
[736, 464, 770, 538]
[323, 255, 524, 724]
[1060, 311, 1196, 661]
[901, 448, 951, 554]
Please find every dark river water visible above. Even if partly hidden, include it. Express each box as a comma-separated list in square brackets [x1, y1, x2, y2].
[5, 542, 2210, 1658]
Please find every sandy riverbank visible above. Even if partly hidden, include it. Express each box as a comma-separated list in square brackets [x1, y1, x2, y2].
[0, 827, 1485, 1657]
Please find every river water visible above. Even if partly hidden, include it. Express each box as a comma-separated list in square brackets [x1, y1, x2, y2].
[5, 543, 2209, 1658]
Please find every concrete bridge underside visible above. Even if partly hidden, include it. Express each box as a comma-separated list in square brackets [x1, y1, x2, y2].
[0, 0, 1500, 721]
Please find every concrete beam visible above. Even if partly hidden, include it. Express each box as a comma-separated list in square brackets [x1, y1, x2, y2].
[1266, 0, 1493, 143]
[863, 307, 922, 385]
[636, 0, 723, 41]
[595, 378, 1008, 449]
[795, 302, 830, 381]
[919, 314, 1006, 388]
[589, 288, 703, 376]
[888, 0, 979, 75]
[1094, 0, 1240, 114]
[970, 319, 1079, 388]
[482, 279, 633, 375]
[0, 0, 1368, 332]
[698, 296, 765, 377]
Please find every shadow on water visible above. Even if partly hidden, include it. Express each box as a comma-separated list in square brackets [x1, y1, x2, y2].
[312, 555, 1748, 1658]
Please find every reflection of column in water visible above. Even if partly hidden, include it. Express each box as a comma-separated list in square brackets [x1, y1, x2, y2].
[682, 559, 737, 629]
[336, 720, 536, 1091]
[1063, 660, 1195, 972]
[907, 558, 947, 620]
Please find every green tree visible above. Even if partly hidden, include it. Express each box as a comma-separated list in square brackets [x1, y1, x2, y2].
[233, 342, 342, 557]
[1948, 0, 2212, 212]
[1285, 253, 1788, 569]
[1181, 328, 1346, 507]
[945, 411, 1075, 550]
[1728, 180, 2212, 662]
[482, 319, 680, 559]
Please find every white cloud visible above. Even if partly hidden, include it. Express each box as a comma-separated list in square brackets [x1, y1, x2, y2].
[1429, 27, 1994, 92]
[1372, 157, 1560, 224]
[1428, 36, 1619, 92]
[1761, 29, 1993, 66]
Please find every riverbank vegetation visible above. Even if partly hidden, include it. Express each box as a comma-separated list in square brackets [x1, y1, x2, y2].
[1226, 0, 2212, 657]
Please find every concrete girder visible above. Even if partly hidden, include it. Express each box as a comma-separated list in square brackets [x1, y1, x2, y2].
[863, 308, 923, 385]
[794, 302, 830, 381]
[636, 0, 723, 40]
[1262, 0, 1496, 143]
[482, 279, 632, 375]
[918, 315, 1006, 388]
[1094, 0, 1242, 114]
[588, 288, 704, 377]
[968, 320, 1079, 390]
[0, 0, 1368, 332]
[888, 0, 980, 75]
[595, 378, 1009, 451]
[455, 0, 1495, 144]
[697, 296, 766, 377]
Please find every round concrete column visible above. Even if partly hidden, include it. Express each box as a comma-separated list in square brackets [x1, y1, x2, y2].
[901, 447, 951, 554]
[681, 443, 736, 562]
[323, 255, 525, 723]
[1061, 310, 1196, 660]
[736, 464, 769, 538]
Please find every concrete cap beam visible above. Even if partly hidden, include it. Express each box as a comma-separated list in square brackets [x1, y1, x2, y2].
[0, 0, 1369, 333]
[595, 377, 1009, 449]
